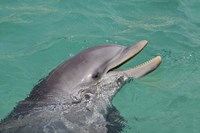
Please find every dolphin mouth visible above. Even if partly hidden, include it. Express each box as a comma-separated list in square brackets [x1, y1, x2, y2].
[108, 40, 162, 79]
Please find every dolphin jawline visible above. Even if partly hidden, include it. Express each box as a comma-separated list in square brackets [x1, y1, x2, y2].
[106, 40, 162, 79]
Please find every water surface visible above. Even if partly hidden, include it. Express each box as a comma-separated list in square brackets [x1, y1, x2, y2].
[0, 0, 200, 132]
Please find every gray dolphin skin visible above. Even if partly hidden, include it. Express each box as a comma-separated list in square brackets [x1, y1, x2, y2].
[0, 40, 161, 133]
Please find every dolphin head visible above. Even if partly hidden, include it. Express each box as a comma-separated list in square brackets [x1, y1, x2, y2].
[29, 40, 161, 107]
[3, 40, 161, 133]
[50, 40, 162, 111]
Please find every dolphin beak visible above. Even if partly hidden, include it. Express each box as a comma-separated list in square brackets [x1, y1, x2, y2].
[108, 40, 162, 79]
[123, 56, 162, 79]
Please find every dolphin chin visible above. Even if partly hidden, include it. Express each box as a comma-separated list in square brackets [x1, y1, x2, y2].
[0, 40, 161, 133]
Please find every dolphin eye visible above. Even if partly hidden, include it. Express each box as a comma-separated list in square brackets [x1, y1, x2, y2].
[92, 72, 100, 80]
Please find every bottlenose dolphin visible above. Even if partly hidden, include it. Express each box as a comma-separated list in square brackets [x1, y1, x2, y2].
[0, 40, 161, 133]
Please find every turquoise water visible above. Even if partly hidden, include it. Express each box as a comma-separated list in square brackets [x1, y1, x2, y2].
[0, 0, 200, 132]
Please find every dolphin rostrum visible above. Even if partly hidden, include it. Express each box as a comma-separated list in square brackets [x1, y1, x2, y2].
[0, 40, 161, 133]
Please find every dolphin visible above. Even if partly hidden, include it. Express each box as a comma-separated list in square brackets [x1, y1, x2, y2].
[0, 40, 161, 133]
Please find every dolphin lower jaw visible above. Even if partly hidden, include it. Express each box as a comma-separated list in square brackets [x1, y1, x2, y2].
[123, 56, 162, 79]
[110, 56, 162, 80]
